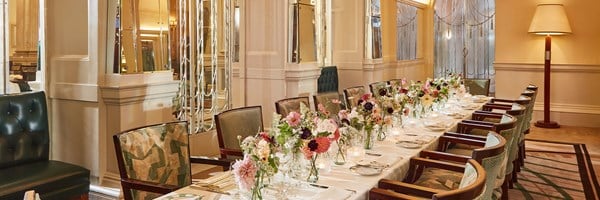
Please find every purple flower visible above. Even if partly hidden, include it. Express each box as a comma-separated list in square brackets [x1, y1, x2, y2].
[386, 107, 394, 114]
[301, 127, 312, 139]
[364, 102, 374, 111]
[308, 139, 319, 151]
[378, 88, 387, 97]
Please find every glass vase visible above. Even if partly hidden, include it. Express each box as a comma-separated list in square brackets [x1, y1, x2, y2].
[376, 125, 386, 141]
[363, 127, 375, 149]
[393, 112, 403, 128]
[290, 151, 307, 180]
[333, 141, 347, 165]
[307, 154, 319, 183]
[250, 170, 265, 200]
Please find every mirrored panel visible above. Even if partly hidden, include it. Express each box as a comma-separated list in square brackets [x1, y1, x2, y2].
[370, 0, 382, 59]
[173, 0, 233, 133]
[114, 0, 173, 73]
[2, 0, 41, 94]
[290, 0, 316, 63]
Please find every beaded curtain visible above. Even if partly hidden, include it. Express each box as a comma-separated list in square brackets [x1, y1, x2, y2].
[434, 0, 495, 93]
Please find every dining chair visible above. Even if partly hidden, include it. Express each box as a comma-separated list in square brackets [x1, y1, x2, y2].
[456, 112, 519, 200]
[215, 106, 264, 159]
[369, 81, 389, 98]
[419, 131, 507, 200]
[369, 159, 486, 200]
[463, 78, 490, 96]
[317, 66, 339, 93]
[113, 121, 232, 200]
[343, 86, 366, 108]
[313, 92, 343, 119]
[274, 96, 310, 117]
[388, 79, 404, 88]
[517, 90, 536, 168]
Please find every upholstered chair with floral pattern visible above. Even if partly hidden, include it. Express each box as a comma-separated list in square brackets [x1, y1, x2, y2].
[343, 86, 366, 109]
[113, 121, 232, 200]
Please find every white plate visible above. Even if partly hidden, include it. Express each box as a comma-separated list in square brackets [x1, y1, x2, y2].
[396, 141, 422, 149]
[163, 193, 202, 200]
[350, 165, 383, 176]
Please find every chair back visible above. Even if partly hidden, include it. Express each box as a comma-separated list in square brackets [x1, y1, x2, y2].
[343, 86, 366, 108]
[388, 79, 404, 88]
[215, 106, 264, 158]
[113, 121, 191, 200]
[464, 78, 490, 96]
[317, 66, 339, 93]
[369, 81, 389, 98]
[471, 132, 507, 200]
[0, 91, 49, 169]
[313, 92, 343, 119]
[521, 90, 536, 132]
[433, 159, 486, 200]
[275, 96, 310, 117]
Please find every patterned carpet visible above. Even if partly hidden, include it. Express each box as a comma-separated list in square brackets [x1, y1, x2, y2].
[508, 140, 600, 200]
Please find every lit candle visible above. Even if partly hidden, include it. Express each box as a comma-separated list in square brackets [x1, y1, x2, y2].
[347, 146, 365, 164]
[316, 154, 331, 173]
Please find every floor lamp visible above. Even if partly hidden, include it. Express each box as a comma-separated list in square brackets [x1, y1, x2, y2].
[528, 4, 571, 128]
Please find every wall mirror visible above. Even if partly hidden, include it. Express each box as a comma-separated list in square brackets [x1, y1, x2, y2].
[290, 0, 317, 63]
[1, 0, 43, 94]
[108, 0, 235, 133]
[113, 0, 173, 73]
[173, 0, 235, 133]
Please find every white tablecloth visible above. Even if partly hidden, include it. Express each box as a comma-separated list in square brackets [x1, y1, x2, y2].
[156, 95, 489, 200]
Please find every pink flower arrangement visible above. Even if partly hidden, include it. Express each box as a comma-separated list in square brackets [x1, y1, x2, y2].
[233, 131, 279, 196]
[232, 156, 258, 191]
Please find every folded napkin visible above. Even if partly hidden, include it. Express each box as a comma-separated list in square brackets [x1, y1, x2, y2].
[312, 187, 355, 200]
[194, 171, 232, 186]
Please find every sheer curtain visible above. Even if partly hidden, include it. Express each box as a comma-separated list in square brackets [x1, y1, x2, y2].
[396, 2, 417, 60]
[434, 0, 495, 93]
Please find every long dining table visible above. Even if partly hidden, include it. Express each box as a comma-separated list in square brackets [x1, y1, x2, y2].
[155, 94, 491, 200]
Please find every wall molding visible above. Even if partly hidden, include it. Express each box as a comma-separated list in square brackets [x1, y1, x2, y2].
[49, 83, 99, 102]
[494, 62, 600, 73]
[534, 102, 600, 115]
[284, 67, 321, 81]
[52, 55, 90, 62]
[100, 81, 179, 105]
[232, 66, 241, 78]
[99, 172, 122, 192]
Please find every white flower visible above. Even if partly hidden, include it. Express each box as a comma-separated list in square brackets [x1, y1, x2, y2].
[255, 139, 270, 163]
[316, 118, 338, 134]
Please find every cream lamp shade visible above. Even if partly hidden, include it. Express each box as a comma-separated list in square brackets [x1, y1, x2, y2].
[528, 4, 572, 35]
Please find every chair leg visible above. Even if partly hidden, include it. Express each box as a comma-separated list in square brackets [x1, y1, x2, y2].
[508, 172, 514, 189]
[520, 141, 526, 167]
[502, 177, 510, 200]
[512, 160, 519, 183]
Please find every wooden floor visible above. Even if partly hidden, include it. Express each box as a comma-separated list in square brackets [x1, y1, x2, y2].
[525, 125, 600, 181]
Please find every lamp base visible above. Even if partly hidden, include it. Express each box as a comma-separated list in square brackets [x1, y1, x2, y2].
[534, 120, 560, 129]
